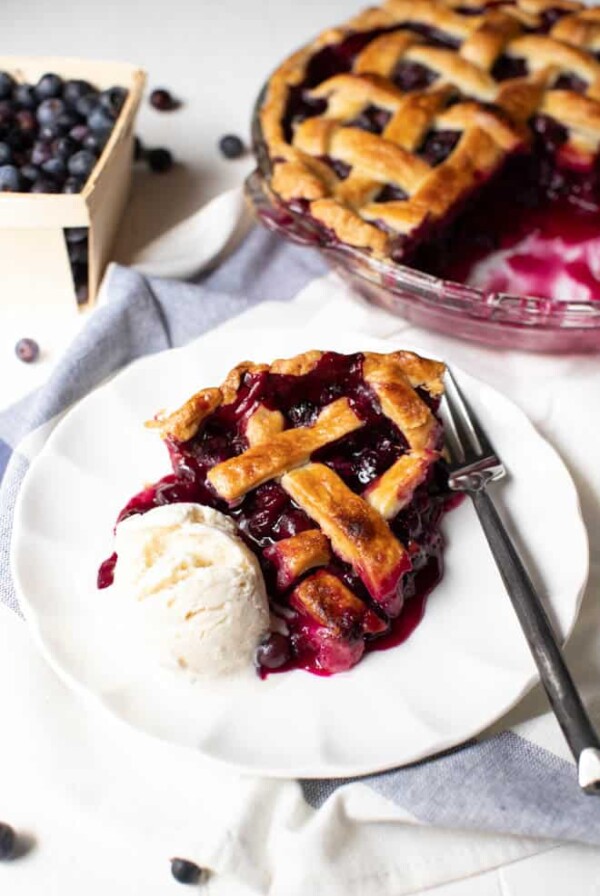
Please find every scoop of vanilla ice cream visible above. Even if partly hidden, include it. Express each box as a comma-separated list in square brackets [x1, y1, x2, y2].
[113, 503, 269, 678]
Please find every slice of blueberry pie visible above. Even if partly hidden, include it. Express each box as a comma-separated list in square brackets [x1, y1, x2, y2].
[260, 0, 600, 301]
[99, 349, 454, 677]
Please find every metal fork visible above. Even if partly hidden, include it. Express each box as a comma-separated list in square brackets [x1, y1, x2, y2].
[443, 368, 600, 793]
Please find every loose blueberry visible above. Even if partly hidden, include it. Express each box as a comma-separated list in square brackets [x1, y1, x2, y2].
[0, 142, 11, 165]
[149, 88, 179, 111]
[170, 858, 204, 885]
[13, 83, 37, 110]
[69, 123, 89, 143]
[31, 177, 58, 193]
[146, 147, 173, 173]
[0, 823, 16, 860]
[0, 164, 22, 191]
[62, 176, 84, 193]
[63, 79, 94, 105]
[218, 134, 245, 159]
[15, 338, 39, 363]
[41, 156, 67, 182]
[255, 633, 290, 670]
[99, 86, 127, 117]
[35, 72, 63, 100]
[67, 150, 97, 179]
[37, 97, 66, 127]
[0, 72, 15, 100]
[87, 106, 114, 134]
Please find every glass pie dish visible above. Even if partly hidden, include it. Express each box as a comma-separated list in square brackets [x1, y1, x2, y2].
[246, 84, 600, 354]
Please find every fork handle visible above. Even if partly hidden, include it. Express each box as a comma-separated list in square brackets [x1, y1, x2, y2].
[471, 487, 600, 792]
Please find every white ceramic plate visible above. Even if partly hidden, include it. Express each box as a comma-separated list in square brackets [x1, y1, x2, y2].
[11, 328, 588, 778]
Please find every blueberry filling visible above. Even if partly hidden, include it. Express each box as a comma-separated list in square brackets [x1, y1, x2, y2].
[418, 129, 461, 166]
[553, 72, 588, 93]
[391, 60, 439, 91]
[321, 156, 352, 180]
[375, 183, 409, 202]
[491, 55, 528, 81]
[347, 104, 392, 133]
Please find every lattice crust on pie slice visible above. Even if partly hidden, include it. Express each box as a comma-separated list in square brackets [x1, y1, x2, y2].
[264, 530, 331, 591]
[207, 397, 364, 503]
[282, 463, 411, 615]
[147, 348, 447, 670]
[289, 570, 389, 636]
[260, 0, 600, 260]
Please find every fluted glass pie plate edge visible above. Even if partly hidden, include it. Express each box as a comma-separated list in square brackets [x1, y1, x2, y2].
[247, 84, 600, 354]
[10, 325, 588, 778]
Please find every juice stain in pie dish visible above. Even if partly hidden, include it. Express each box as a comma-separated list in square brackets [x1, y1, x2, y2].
[99, 349, 455, 679]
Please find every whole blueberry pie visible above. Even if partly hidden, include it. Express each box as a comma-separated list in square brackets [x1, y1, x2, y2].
[260, 0, 600, 301]
[99, 349, 453, 676]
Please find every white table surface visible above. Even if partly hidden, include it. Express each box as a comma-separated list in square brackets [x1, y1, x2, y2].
[2, 1, 600, 893]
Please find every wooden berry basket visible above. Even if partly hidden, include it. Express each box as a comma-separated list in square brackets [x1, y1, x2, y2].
[0, 56, 146, 310]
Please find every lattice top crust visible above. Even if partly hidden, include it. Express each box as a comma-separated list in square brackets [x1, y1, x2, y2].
[149, 349, 446, 640]
[260, 0, 600, 259]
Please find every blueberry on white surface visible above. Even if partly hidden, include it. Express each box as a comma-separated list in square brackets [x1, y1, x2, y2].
[150, 88, 179, 111]
[170, 858, 204, 885]
[218, 133, 245, 159]
[146, 147, 173, 173]
[15, 338, 40, 363]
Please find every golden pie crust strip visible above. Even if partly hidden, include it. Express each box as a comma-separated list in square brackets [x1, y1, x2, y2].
[147, 387, 222, 442]
[207, 397, 363, 503]
[363, 353, 442, 451]
[282, 463, 411, 614]
[290, 569, 388, 636]
[264, 530, 331, 591]
[364, 451, 434, 519]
